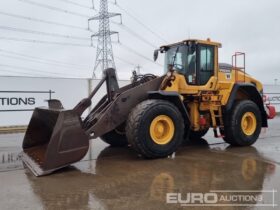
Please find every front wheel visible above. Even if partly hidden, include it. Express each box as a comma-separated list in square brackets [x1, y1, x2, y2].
[100, 124, 128, 147]
[126, 99, 184, 158]
[223, 100, 262, 146]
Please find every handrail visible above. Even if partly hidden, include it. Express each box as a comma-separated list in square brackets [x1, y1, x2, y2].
[232, 52, 246, 83]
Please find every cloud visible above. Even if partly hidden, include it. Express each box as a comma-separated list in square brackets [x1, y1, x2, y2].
[0, 0, 279, 84]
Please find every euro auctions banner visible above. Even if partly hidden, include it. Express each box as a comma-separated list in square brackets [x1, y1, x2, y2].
[266, 93, 280, 105]
[0, 90, 53, 111]
[264, 84, 280, 112]
[0, 76, 89, 126]
[0, 76, 129, 126]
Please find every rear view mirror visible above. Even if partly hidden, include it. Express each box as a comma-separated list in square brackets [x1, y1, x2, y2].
[153, 49, 159, 61]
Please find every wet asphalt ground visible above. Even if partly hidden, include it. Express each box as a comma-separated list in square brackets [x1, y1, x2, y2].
[0, 117, 280, 210]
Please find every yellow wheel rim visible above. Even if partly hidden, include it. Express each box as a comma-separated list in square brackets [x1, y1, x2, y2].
[150, 115, 175, 145]
[241, 112, 257, 136]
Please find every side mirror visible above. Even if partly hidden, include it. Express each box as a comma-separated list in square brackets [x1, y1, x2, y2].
[153, 49, 159, 61]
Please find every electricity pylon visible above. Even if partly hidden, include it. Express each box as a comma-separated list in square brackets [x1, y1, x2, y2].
[89, 0, 121, 78]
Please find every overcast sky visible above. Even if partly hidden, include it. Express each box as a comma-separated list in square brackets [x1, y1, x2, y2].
[0, 0, 279, 84]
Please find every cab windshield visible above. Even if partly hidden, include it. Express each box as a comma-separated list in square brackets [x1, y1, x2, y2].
[164, 45, 197, 84]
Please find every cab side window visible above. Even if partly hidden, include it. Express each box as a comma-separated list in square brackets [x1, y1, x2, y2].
[186, 48, 197, 85]
[199, 46, 214, 85]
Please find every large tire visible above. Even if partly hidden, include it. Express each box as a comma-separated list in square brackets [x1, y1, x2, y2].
[189, 128, 209, 140]
[126, 99, 184, 158]
[100, 124, 128, 147]
[222, 100, 262, 146]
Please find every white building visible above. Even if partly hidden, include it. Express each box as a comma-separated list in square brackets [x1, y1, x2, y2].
[0, 76, 129, 126]
[0, 76, 278, 127]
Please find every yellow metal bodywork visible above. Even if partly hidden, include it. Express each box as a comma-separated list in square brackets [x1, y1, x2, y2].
[149, 115, 175, 145]
[218, 69, 263, 106]
[161, 39, 263, 132]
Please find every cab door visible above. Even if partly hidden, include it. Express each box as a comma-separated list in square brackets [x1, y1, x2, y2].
[197, 45, 215, 86]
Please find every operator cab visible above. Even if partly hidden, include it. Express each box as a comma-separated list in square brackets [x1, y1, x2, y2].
[156, 39, 221, 86]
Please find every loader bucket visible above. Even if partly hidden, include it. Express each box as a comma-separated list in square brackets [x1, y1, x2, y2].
[21, 107, 89, 176]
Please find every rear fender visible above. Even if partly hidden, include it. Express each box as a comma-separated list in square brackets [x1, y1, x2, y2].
[225, 83, 268, 127]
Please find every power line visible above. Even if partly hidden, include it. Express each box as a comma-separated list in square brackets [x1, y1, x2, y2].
[0, 45, 135, 69]
[111, 2, 168, 43]
[0, 49, 136, 76]
[114, 55, 135, 66]
[4, 1, 164, 66]
[1, 48, 135, 69]
[0, 48, 90, 68]
[0, 63, 81, 77]
[17, 0, 90, 18]
[1, 48, 135, 71]
[0, 38, 160, 67]
[0, 36, 90, 47]
[0, 69, 46, 77]
[0, 53, 89, 70]
[0, 11, 88, 31]
[0, 38, 134, 67]
[111, 20, 157, 49]
[0, 25, 90, 41]
[53, 0, 92, 9]
[117, 42, 162, 67]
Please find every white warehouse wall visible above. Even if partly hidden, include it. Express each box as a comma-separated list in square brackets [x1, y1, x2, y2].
[0, 75, 279, 127]
[0, 76, 129, 126]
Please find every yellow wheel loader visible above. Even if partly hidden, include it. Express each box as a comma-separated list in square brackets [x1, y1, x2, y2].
[21, 39, 276, 176]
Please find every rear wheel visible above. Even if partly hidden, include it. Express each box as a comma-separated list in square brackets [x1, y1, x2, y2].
[126, 99, 184, 158]
[100, 124, 128, 147]
[223, 100, 262, 146]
